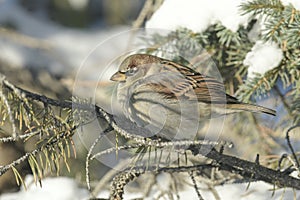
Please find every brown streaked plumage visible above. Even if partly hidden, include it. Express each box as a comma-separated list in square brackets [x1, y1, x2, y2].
[111, 54, 276, 116]
[110, 54, 276, 140]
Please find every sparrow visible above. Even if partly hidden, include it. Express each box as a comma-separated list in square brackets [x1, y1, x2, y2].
[110, 54, 276, 140]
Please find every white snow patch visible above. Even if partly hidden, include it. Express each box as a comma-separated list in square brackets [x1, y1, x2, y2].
[0, 175, 299, 200]
[282, 0, 300, 10]
[156, 173, 172, 191]
[0, 175, 88, 200]
[244, 41, 283, 78]
[67, 0, 88, 10]
[247, 17, 264, 42]
[146, 0, 249, 32]
[200, 181, 299, 200]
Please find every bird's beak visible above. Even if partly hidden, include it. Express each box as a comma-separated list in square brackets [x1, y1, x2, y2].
[110, 71, 126, 82]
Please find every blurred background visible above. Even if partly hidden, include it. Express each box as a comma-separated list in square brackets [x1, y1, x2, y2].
[0, 0, 146, 78]
[0, 0, 148, 194]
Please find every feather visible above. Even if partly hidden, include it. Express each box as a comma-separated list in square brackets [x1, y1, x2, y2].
[116, 54, 276, 116]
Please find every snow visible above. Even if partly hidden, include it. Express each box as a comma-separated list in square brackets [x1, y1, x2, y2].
[147, 0, 287, 79]
[282, 0, 300, 10]
[0, 175, 298, 200]
[156, 173, 172, 191]
[147, 0, 300, 33]
[243, 41, 283, 78]
[247, 17, 264, 42]
[67, 0, 89, 10]
[0, 175, 88, 200]
[146, 0, 249, 32]
[203, 182, 298, 200]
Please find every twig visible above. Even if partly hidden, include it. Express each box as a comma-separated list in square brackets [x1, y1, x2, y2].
[1, 77, 300, 196]
[86, 127, 113, 192]
[190, 146, 300, 189]
[286, 125, 300, 169]
[90, 140, 232, 161]
[91, 160, 133, 197]
[189, 170, 204, 200]
[110, 170, 141, 200]
[274, 85, 292, 116]
[0, 129, 40, 143]
[132, 0, 154, 29]
[0, 90, 17, 138]
[0, 126, 77, 176]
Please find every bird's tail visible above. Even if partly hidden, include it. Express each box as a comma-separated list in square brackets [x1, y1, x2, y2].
[226, 103, 276, 116]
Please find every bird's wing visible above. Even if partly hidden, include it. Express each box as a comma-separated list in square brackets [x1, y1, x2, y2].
[143, 59, 240, 104]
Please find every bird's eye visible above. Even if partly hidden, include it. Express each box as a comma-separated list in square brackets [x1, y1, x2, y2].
[126, 66, 138, 76]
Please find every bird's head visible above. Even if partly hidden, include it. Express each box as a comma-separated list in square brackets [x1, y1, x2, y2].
[110, 54, 161, 83]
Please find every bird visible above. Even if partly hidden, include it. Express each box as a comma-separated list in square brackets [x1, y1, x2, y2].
[110, 54, 276, 140]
